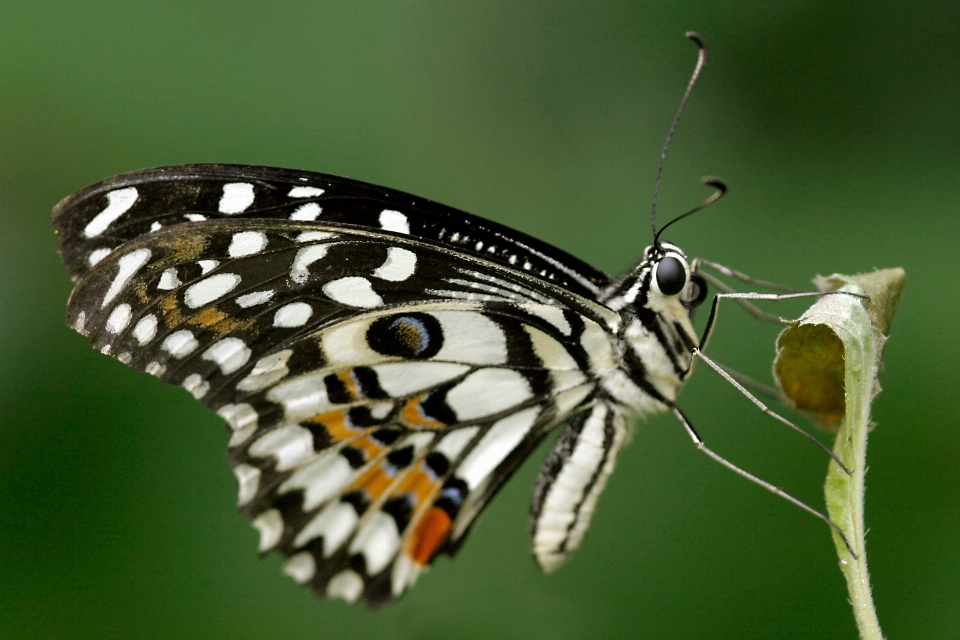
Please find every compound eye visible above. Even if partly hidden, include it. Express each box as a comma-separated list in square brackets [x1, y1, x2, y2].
[655, 256, 687, 296]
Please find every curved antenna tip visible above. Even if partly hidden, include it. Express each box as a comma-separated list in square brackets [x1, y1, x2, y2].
[685, 31, 707, 49]
[701, 176, 727, 193]
[654, 177, 728, 243]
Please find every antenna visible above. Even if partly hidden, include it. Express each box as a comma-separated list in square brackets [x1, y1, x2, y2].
[654, 177, 726, 243]
[651, 32, 708, 244]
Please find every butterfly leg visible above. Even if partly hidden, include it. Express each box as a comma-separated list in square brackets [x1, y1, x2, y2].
[691, 348, 852, 475]
[671, 405, 858, 558]
[705, 360, 788, 405]
[693, 288, 856, 472]
[693, 258, 799, 293]
[698, 289, 831, 352]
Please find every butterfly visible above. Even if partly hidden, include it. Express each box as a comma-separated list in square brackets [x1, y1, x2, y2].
[52, 160, 713, 607]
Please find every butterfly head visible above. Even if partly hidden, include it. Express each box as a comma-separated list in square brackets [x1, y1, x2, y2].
[601, 241, 707, 335]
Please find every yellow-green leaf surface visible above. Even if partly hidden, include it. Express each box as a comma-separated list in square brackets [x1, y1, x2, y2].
[774, 268, 904, 640]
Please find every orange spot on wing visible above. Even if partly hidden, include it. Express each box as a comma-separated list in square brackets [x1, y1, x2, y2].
[188, 306, 227, 328]
[409, 507, 452, 565]
[349, 434, 385, 464]
[157, 233, 207, 263]
[336, 370, 361, 401]
[400, 393, 446, 429]
[396, 462, 439, 506]
[159, 293, 183, 327]
[309, 409, 364, 443]
[183, 306, 246, 336]
[133, 281, 149, 303]
[350, 465, 395, 504]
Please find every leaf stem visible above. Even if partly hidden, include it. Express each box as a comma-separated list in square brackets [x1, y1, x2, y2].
[822, 284, 884, 640]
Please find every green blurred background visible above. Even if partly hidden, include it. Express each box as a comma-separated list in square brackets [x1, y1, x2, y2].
[2, 3, 958, 639]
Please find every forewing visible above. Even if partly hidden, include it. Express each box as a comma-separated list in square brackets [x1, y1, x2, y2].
[52, 164, 609, 297]
[63, 220, 616, 606]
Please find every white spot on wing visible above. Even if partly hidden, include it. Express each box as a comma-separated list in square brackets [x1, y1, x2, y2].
[379, 209, 409, 234]
[236, 290, 274, 308]
[445, 368, 532, 421]
[521, 303, 571, 336]
[157, 268, 180, 290]
[249, 424, 314, 471]
[434, 427, 480, 460]
[102, 248, 151, 307]
[273, 302, 313, 328]
[202, 337, 251, 375]
[237, 349, 293, 392]
[88, 248, 112, 266]
[266, 371, 329, 418]
[105, 303, 132, 334]
[150, 221, 162, 232]
[162, 330, 199, 358]
[323, 277, 383, 308]
[233, 463, 261, 506]
[184, 213, 206, 222]
[288, 186, 325, 198]
[391, 553, 421, 596]
[319, 320, 382, 368]
[525, 325, 579, 370]
[198, 260, 219, 274]
[349, 511, 399, 575]
[282, 452, 354, 512]
[283, 552, 316, 584]
[326, 569, 364, 603]
[290, 244, 331, 284]
[290, 203, 322, 221]
[430, 311, 508, 365]
[83, 187, 138, 238]
[132, 314, 158, 344]
[184, 273, 241, 308]
[217, 403, 259, 446]
[228, 231, 268, 257]
[252, 509, 283, 552]
[296, 231, 337, 242]
[218, 182, 255, 214]
[372, 247, 417, 282]
[181, 373, 209, 399]
[371, 362, 469, 398]
[457, 406, 539, 488]
[145, 361, 166, 377]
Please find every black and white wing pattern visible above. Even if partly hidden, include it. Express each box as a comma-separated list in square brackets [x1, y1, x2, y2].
[53, 165, 673, 608]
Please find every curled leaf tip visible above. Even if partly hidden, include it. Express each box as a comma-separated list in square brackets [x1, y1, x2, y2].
[773, 268, 904, 429]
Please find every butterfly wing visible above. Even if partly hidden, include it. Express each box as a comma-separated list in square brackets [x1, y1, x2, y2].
[52, 164, 608, 297]
[60, 214, 622, 606]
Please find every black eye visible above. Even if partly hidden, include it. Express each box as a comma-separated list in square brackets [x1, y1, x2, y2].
[655, 256, 686, 295]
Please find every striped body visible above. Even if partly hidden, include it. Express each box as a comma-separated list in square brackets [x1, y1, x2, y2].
[54, 165, 704, 606]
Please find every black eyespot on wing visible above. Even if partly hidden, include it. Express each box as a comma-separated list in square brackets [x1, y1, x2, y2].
[655, 256, 687, 296]
[366, 313, 443, 360]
